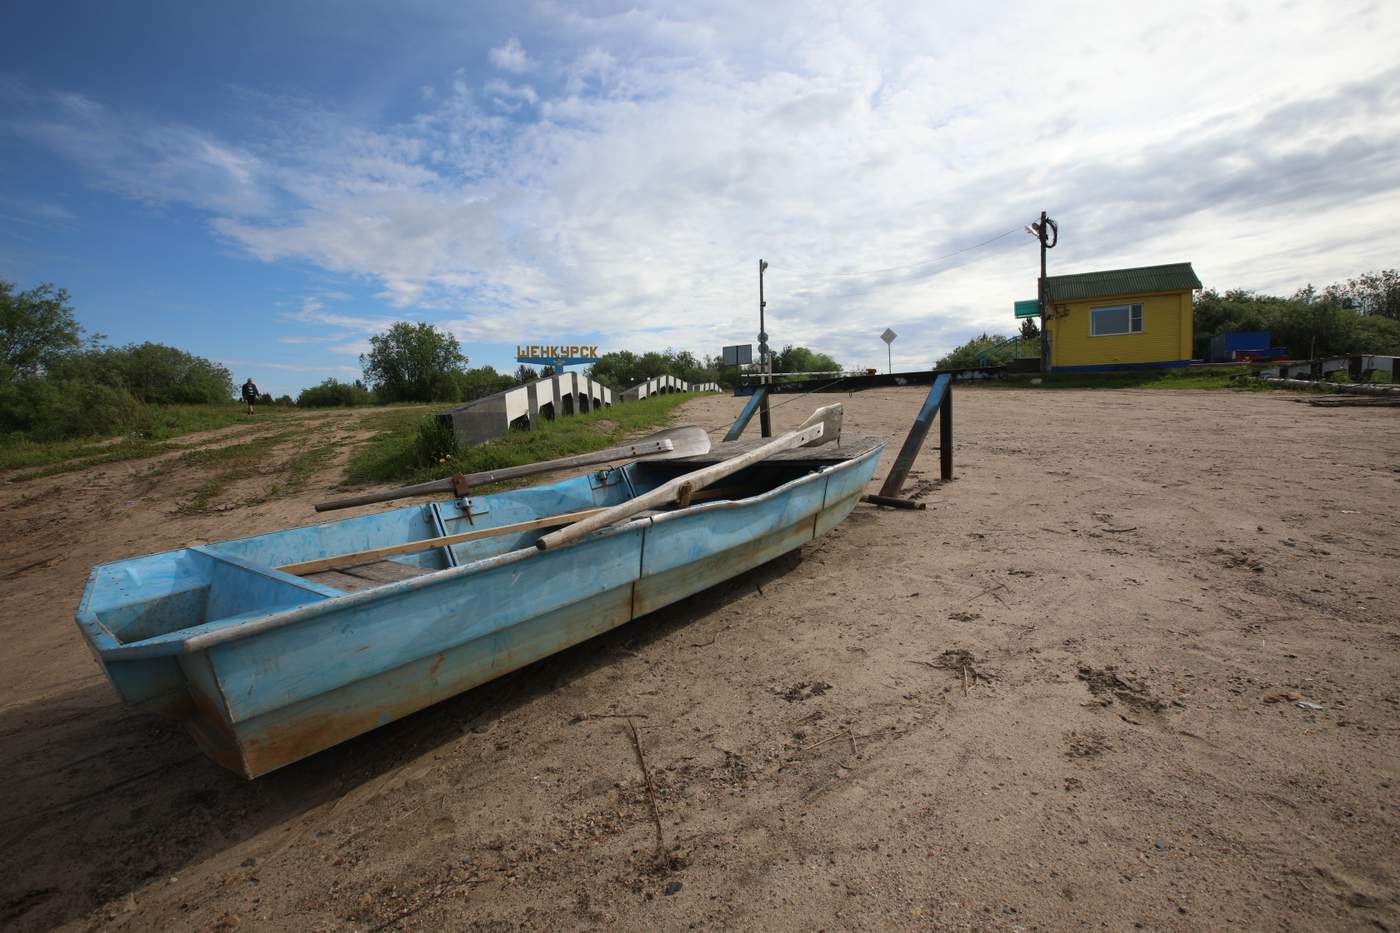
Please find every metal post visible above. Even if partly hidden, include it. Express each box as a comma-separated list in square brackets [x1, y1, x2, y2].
[887, 343, 892, 374]
[939, 385, 952, 481]
[1038, 210, 1049, 374]
[758, 259, 772, 437]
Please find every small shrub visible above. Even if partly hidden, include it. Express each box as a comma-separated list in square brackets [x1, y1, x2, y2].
[0, 377, 148, 440]
[412, 414, 459, 468]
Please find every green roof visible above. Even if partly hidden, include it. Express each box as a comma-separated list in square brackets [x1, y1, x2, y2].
[1044, 263, 1201, 302]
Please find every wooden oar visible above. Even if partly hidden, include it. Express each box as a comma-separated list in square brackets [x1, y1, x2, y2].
[313, 425, 712, 512]
[280, 506, 609, 575]
[535, 404, 843, 552]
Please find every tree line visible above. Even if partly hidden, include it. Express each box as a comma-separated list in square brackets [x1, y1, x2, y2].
[1, 281, 236, 440]
[318, 326, 841, 406]
[1, 284, 846, 440]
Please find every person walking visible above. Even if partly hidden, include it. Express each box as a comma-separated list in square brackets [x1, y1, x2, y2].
[241, 377, 260, 415]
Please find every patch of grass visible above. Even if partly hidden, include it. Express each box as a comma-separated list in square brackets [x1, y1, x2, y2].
[339, 405, 443, 486]
[264, 436, 341, 500]
[990, 366, 1271, 391]
[343, 393, 702, 487]
[176, 430, 300, 513]
[8, 436, 175, 481]
[1, 404, 292, 475]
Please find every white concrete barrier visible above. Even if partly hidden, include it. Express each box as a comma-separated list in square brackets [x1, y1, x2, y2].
[444, 373, 715, 447]
[618, 376, 720, 400]
[444, 372, 613, 447]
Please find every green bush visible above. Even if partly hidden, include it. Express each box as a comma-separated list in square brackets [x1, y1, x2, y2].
[296, 378, 375, 407]
[0, 377, 148, 440]
[412, 414, 459, 468]
[47, 342, 233, 403]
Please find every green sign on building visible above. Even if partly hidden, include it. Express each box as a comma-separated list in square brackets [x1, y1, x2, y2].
[1014, 299, 1040, 319]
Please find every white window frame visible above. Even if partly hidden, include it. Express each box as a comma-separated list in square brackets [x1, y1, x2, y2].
[1089, 303, 1144, 337]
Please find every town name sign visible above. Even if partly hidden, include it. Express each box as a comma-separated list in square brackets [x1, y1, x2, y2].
[515, 344, 602, 366]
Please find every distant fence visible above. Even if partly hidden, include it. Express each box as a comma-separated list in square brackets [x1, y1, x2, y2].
[442, 373, 720, 447]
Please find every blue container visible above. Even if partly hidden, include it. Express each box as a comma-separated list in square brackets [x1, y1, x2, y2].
[1209, 331, 1271, 363]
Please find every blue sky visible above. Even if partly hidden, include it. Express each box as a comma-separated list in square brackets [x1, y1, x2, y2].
[3, 1, 1399, 396]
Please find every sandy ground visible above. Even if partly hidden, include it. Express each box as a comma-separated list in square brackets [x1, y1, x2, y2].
[1, 387, 1398, 932]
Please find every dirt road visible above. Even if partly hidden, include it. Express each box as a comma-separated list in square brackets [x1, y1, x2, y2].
[2, 387, 1397, 931]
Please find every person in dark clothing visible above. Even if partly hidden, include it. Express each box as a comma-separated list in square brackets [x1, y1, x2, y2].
[241, 377, 260, 415]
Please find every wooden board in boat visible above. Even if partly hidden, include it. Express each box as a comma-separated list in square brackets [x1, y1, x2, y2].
[305, 559, 435, 593]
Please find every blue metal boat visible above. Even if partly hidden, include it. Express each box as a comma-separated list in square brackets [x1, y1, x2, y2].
[75, 436, 884, 778]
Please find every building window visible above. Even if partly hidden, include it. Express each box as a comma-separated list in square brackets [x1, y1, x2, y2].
[1090, 303, 1144, 336]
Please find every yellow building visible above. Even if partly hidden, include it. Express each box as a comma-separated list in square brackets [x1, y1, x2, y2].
[1043, 263, 1202, 371]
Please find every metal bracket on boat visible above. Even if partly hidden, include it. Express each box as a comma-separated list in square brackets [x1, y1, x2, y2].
[454, 497, 490, 519]
[588, 469, 622, 490]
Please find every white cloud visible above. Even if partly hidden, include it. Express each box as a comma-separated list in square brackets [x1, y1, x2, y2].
[484, 79, 538, 111]
[6, 89, 274, 216]
[15, 0, 1400, 369]
[488, 37, 530, 73]
[276, 297, 403, 349]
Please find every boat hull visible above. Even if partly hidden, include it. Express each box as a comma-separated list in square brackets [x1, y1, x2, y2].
[77, 442, 882, 778]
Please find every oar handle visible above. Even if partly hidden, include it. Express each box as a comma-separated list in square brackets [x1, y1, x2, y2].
[314, 477, 453, 512]
[312, 437, 678, 513]
[460, 438, 674, 485]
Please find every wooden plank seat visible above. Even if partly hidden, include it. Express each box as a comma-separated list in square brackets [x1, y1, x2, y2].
[304, 559, 436, 593]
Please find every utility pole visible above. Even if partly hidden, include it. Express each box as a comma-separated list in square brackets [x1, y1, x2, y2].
[758, 259, 772, 437]
[1031, 211, 1058, 374]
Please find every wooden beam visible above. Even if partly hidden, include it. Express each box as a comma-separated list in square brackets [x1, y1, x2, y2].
[861, 494, 926, 510]
[279, 506, 608, 576]
[878, 373, 952, 498]
[939, 382, 953, 481]
[723, 388, 767, 442]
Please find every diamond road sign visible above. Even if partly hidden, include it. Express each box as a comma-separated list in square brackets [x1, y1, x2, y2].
[880, 328, 897, 344]
[1014, 299, 1041, 319]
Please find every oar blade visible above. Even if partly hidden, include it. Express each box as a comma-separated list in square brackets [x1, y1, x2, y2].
[795, 403, 843, 447]
[635, 425, 711, 460]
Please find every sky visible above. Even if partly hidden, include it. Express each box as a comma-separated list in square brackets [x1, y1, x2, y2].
[2, 0, 1399, 396]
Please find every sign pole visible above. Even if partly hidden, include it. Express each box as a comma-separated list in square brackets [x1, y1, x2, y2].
[880, 328, 897, 375]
